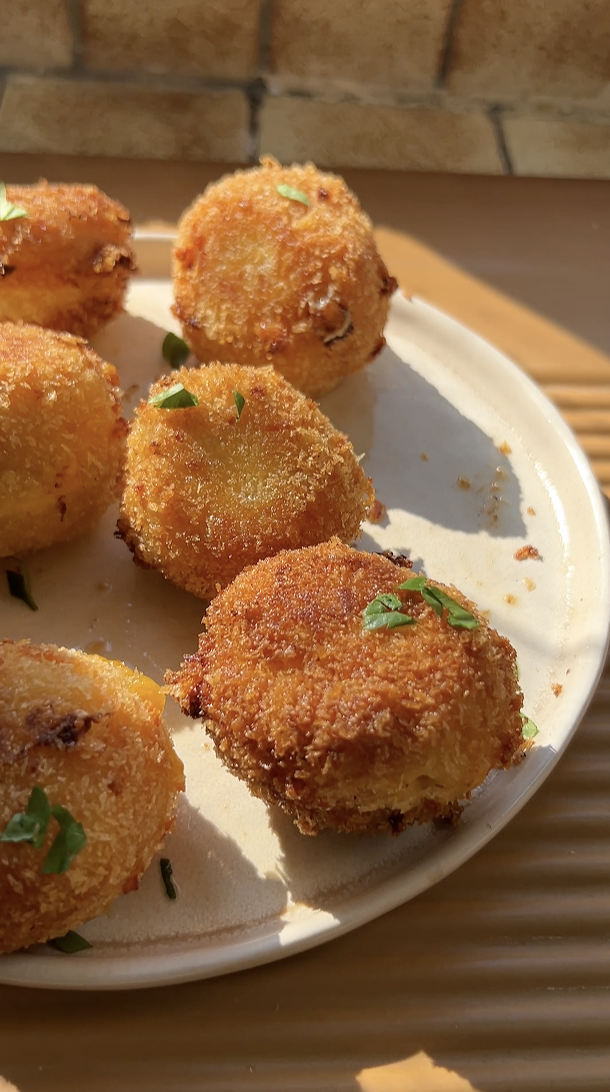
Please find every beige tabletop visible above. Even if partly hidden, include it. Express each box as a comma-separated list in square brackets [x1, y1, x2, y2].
[0, 157, 609, 1092]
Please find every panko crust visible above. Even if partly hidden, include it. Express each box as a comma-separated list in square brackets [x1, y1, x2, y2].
[118, 364, 374, 600]
[173, 158, 396, 399]
[0, 639, 184, 955]
[168, 539, 526, 835]
[0, 322, 127, 557]
[0, 180, 135, 337]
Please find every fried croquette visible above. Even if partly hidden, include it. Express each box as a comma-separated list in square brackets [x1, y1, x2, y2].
[173, 158, 396, 399]
[0, 181, 135, 337]
[0, 639, 184, 955]
[168, 539, 526, 836]
[0, 323, 127, 557]
[118, 364, 374, 600]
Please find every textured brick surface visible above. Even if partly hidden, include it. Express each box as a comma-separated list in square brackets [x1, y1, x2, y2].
[448, 0, 610, 101]
[81, 0, 260, 79]
[0, 0, 73, 69]
[260, 97, 503, 173]
[269, 0, 453, 92]
[505, 114, 610, 178]
[0, 77, 249, 162]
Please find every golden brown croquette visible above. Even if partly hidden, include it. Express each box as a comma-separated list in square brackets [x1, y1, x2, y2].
[172, 158, 396, 399]
[118, 364, 374, 600]
[168, 539, 526, 836]
[0, 639, 184, 955]
[0, 323, 127, 558]
[0, 181, 135, 337]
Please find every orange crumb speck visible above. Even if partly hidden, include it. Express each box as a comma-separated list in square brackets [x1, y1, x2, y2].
[367, 498, 387, 524]
[420, 453, 428, 461]
[457, 477, 471, 490]
[551, 683, 563, 697]
[514, 545, 540, 561]
[527, 507, 536, 516]
[504, 594, 517, 604]
[498, 441, 512, 455]
[524, 577, 536, 591]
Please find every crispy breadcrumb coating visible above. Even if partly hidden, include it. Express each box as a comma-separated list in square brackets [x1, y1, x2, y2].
[0, 639, 184, 955]
[118, 364, 374, 600]
[0, 180, 135, 337]
[168, 540, 526, 835]
[173, 158, 396, 399]
[0, 323, 127, 557]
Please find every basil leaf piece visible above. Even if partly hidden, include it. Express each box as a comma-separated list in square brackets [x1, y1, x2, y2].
[6, 560, 38, 611]
[521, 716, 539, 740]
[233, 390, 245, 420]
[364, 610, 416, 631]
[364, 593, 402, 617]
[148, 382, 199, 409]
[398, 576, 426, 592]
[421, 585, 479, 630]
[160, 857, 177, 900]
[276, 183, 310, 207]
[41, 806, 87, 874]
[49, 931, 92, 954]
[162, 332, 190, 369]
[1, 786, 51, 849]
[0, 182, 27, 221]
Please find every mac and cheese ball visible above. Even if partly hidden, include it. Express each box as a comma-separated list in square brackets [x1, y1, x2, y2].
[168, 540, 525, 836]
[173, 159, 396, 399]
[0, 181, 135, 337]
[0, 640, 184, 955]
[0, 323, 127, 557]
[118, 364, 374, 600]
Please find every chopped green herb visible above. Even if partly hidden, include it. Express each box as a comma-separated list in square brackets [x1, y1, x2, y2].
[364, 610, 416, 631]
[49, 930, 92, 954]
[365, 593, 402, 614]
[398, 576, 427, 593]
[399, 578, 479, 630]
[149, 382, 199, 409]
[363, 593, 415, 631]
[0, 787, 86, 873]
[276, 183, 310, 207]
[160, 857, 177, 900]
[0, 182, 27, 222]
[1, 786, 51, 849]
[41, 806, 87, 875]
[162, 332, 190, 369]
[521, 716, 539, 740]
[233, 390, 245, 420]
[6, 559, 38, 611]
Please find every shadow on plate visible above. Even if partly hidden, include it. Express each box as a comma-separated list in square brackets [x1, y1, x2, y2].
[321, 347, 526, 539]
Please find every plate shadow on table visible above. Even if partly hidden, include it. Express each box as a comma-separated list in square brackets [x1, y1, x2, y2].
[322, 348, 526, 541]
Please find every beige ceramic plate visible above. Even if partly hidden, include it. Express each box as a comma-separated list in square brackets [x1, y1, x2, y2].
[1, 235, 608, 990]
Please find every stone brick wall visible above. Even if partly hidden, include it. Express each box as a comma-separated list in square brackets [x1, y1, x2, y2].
[1, 0, 609, 176]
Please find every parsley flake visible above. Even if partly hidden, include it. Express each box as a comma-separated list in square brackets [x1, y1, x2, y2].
[6, 559, 38, 611]
[0, 786, 87, 874]
[160, 857, 177, 900]
[521, 716, 539, 740]
[363, 593, 415, 631]
[41, 805, 87, 875]
[148, 383, 199, 409]
[162, 332, 190, 369]
[233, 390, 245, 420]
[399, 578, 479, 630]
[1, 786, 50, 849]
[49, 930, 92, 954]
[0, 182, 27, 221]
[276, 184, 310, 207]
